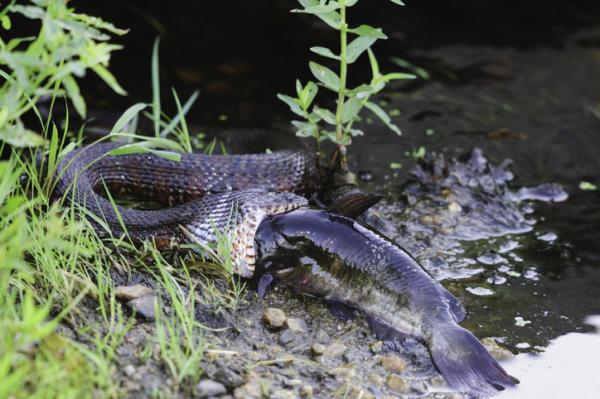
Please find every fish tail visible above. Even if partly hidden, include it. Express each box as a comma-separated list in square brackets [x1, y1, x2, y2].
[429, 325, 517, 396]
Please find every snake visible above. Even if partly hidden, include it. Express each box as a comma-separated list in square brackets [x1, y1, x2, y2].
[52, 141, 517, 394]
[53, 142, 317, 277]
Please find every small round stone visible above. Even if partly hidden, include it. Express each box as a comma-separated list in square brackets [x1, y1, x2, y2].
[386, 374, 409, 393]
[115, 284, 153, 301]
[370, 340, 383, 354]
[279, 329, 296, 346]
[380, 354, 407, 373]
[195, 379, 227, 398]
[310, 343, 326, 356]
[300, 385, 314, 398]
[126, 295, 157, 320]
[263, 307, 286, 329]
[286, 317, 308, 333]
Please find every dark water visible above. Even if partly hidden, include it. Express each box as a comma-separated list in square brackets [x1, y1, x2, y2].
[74, 0, 600, 363]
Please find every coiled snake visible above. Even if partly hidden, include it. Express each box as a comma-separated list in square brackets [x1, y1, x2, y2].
[54, 142, 317, 277]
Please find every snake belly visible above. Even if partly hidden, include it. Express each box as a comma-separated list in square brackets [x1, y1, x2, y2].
[53, 142, 316, 277]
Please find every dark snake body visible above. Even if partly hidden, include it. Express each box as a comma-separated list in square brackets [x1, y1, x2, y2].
[53, 143, 317, 277]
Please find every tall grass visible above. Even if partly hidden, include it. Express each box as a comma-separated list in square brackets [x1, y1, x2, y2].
[0, 28, 249, 396]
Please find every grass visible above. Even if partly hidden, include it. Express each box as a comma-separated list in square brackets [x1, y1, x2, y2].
[0, 37, 247, 398]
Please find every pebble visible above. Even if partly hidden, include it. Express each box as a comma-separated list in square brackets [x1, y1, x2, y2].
[115, 284, 153, 301]
[286, 318, 308, 333]
[126, 295, 157, 320]
[367, 372, 384, 385]
[482, 337, 514, 361]
[263, 308, 286, 329]
[300, 385, 314, 398]
[380, 354, 407, 373]
[327, 364, 354, 378]
[195, 379, 227, 398]
[315, 329, 330, 343]
[279, 330, 296, 346]
[123, 364, 136, 377]
[386, 374, 409, 393]
[448, 201, 462, 213]
[333, 383, 374, 399]
[310, 343, 326, 356]
[369, 340, 383, 354]
[324, 341, 347, 358]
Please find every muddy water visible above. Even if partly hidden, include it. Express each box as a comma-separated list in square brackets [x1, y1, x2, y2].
[68, 1, 600, 397]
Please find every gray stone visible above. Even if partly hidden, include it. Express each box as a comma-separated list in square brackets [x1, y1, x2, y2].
[127, 295, 157, 320]
[310, 343, 326, 357]
[300, 385, 314, 398]
[369, 340, 383, 354]
[279, 330, 296, 346]
[286, 318, 308, 333]
[263, 308, 286, 329]
[196, 379, 227, 398]
[115, 284, 153, 301]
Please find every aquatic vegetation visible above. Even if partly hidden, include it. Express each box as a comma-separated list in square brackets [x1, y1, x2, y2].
[278, 0, 415, 166]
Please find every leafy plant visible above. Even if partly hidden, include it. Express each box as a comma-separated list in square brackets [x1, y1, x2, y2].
[278, 0, 414, 166]
[0, 0, 127, 147]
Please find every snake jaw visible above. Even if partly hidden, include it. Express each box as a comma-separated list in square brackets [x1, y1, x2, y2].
[183, 190, 308, 278]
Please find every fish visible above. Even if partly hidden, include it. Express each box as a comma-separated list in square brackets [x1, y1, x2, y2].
[254, 208, 517, 396]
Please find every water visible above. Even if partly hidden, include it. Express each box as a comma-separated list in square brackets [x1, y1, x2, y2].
[68, 1, 600, 395]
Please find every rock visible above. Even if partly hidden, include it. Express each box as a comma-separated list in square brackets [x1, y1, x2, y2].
[123, 364, 136, 377]
[286, 318, 308, 333]
[386, 374, 409, 393]
[233, 381, 262, 399]
[279, 330, 296, 346]
[380, 354, 407, 373]
[310, 343, 326, 357]
[367, 372, 384, 386]
[370, 340, 383, 354]
[195, 379, 227, 398]
[300, 385, 314, 398]
[324, 341, 347, 358]
[448, 201, 462, 213]
[482, 337, 514, 361]
[127, 295, 157, 320]
[315, 329, 330, 343]
[115, 284, 153, 301]
[333, 383, 374, 399]
[263, 308, 286, 329]
[213, 368, 244, 388]
[327, 364, 354, 378]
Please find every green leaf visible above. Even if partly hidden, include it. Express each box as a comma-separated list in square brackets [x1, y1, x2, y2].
[367, 49, 381, 78]
[365, 101, 401, 135]
[108, 144, 181, 162]
[313, 106, 336, 125]
[1, 15, 11, 30]
[579, 181, 597, 191]
[349, 25, 387, 39]
[375, 72, 417, 85]
[91, 64, 126, 95]
[62, 75, 86, 117]
[389, 0, 405, 5]
[0, 125, 45, 147]
[151, 37, 161, 137]
[346, 0, 360, 6]
[291, 120, 318, 138]
[342, 97, 362, 123]
[110, 103, 147, 135]
[309, 61, 340, 91]
[310, 46, 339, 60]
[299, 81, 318, 110]
[347, 83, 375, 99]
[296, 0, 341, 29]
[277, 94, 304, 117]
[346, 35, 378, 64]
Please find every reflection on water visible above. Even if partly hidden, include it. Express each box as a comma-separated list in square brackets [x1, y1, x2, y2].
[498, 315, 600, 399]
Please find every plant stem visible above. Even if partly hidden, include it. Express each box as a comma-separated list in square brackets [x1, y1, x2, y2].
[335, 0, 348, 166]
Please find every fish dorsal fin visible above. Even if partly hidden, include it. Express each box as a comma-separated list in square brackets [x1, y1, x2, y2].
[328, 190, 383, 219]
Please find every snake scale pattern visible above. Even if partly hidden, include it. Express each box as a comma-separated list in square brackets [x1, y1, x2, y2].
[53, 142, 317, 277]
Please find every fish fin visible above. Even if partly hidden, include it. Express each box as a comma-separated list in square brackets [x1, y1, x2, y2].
[258, 274, 275, 299]
[429, 326, 518, 396]
[328, 190, 383, 219]
[367, 315, 411, 343]
[443, 289, 466, 322]
[326, 300, 357, 321]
